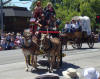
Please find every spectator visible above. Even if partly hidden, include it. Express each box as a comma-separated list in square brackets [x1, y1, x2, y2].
[0, 32, 24, 50]
[1, 37, 6, 50]
[83, 67, 100, 79]
[0, 45, 2, 51]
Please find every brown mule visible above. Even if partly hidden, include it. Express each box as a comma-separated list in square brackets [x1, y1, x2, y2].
[60, 30, 82, 50]
[22, 29, 40, 71]
[40, 34, 61, 72]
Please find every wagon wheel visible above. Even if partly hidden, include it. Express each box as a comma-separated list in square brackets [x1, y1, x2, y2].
[88, 36, 94, 48]
[72, 41, 77, 49]
[76, 40, 82, 49]
[72, 38, 82, 49]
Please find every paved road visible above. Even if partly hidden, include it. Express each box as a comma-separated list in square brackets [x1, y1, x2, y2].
[0, 43, 100, 79]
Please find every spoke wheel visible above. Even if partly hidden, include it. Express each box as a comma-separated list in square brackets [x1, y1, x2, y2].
[88, 36, 94, 48]
[72, 38, 82, 49]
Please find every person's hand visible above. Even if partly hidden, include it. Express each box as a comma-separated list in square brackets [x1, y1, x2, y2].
[38, 24, 42, 27]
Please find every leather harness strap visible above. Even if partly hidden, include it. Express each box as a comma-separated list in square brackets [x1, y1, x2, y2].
[44, 39, 53, 51]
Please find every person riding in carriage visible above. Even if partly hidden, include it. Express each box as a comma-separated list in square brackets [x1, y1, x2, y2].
[29, 1, 44, 35]
[63, 21, 71, 33]
[38, 14, 48, 31]
[71, 20, 80, 32]
[44, 2, 56, 22]
[33, 1, 43, 20]
[44, 2, 57, 31]
[29, 17, 42, 35]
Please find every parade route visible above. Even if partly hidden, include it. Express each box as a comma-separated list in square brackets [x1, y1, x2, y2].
[0, 43, 100, 79]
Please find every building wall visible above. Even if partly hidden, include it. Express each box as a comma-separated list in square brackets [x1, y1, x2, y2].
[4, 16, 30, 33]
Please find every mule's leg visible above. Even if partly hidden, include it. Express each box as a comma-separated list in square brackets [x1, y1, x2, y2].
[25, 56, 29, 71]
[50, 56, 54, 73]
[34, 55, 38, 69]
[65, 42, 68, 50]
[56, 55, 60, 69]
[31, 55, 34, 68]
[48, 53, 51, 72]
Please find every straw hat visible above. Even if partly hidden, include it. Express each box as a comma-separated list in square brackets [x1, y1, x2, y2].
[62, 68, 80, 79]
[83, 67, 100, 79]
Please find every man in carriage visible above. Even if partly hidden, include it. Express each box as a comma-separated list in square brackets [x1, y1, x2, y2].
[71, 20, 80, 32]
[63, 21, 71, 33]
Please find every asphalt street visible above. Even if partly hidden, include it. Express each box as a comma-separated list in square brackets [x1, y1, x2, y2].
[0, 43, 100, 79]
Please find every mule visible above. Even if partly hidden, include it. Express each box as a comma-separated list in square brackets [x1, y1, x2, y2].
[22, 29, 40, 71]
[40, 34, 61, 72]
[60, 30, 82, 50]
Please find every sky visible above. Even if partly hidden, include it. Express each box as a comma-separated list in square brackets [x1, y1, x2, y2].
[6, 0, 34, 10]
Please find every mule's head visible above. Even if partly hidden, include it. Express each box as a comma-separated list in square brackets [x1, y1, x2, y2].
[23, 29, 32, 47]
[40, 34, 50, 51]
[23, 29, 32, 40]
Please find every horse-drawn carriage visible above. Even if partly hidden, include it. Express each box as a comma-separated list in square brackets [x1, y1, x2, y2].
[22, 15, 94, 73]
[61, 16, 94, 49]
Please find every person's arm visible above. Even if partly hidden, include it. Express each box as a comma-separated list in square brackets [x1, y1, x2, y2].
[64, 24, 67, 29]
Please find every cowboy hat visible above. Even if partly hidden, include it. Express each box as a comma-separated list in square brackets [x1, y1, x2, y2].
[62, 68, 80, 79]
[83, 67, 100, 79]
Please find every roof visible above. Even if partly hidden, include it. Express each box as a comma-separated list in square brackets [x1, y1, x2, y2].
[1, 6, 32, 17]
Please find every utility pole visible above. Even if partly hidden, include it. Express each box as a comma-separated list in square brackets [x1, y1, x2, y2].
[0, 0, 3, 34]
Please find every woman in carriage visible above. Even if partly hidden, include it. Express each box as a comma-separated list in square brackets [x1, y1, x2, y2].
[44, 2, 56, 22]
[33, 1, 43, 20]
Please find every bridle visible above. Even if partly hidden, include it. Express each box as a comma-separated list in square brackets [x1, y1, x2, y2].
[22, 35, 33, 49]
[40, 35, 53, 51]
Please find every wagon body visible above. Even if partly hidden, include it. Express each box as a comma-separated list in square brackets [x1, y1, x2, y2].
[71, 16, 94, 48]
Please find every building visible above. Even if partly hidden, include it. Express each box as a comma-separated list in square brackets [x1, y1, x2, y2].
[1, 6, 32, 32]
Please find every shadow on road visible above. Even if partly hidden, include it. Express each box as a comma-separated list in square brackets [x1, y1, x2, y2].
[31, 61, 80, 76]
[53, 62, 80, 76]
[64, 47, 100, 51]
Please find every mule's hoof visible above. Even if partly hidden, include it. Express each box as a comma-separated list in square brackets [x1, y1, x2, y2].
[37, 63, 40, 66]
[48, 69, 53, 73]
[25, 68, 28, 71]
[31, 68, 33, 71]
[35, 67, 38, 70]
[43, 55, 45, 58]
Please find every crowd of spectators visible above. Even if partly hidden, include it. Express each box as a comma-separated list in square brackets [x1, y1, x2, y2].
[0, 32, 24, 51]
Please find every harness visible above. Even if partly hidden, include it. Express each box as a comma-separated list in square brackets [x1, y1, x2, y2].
[44, 39, 53, 51]
[22, 37, 33, 49]
[22, 42, 33, 49]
